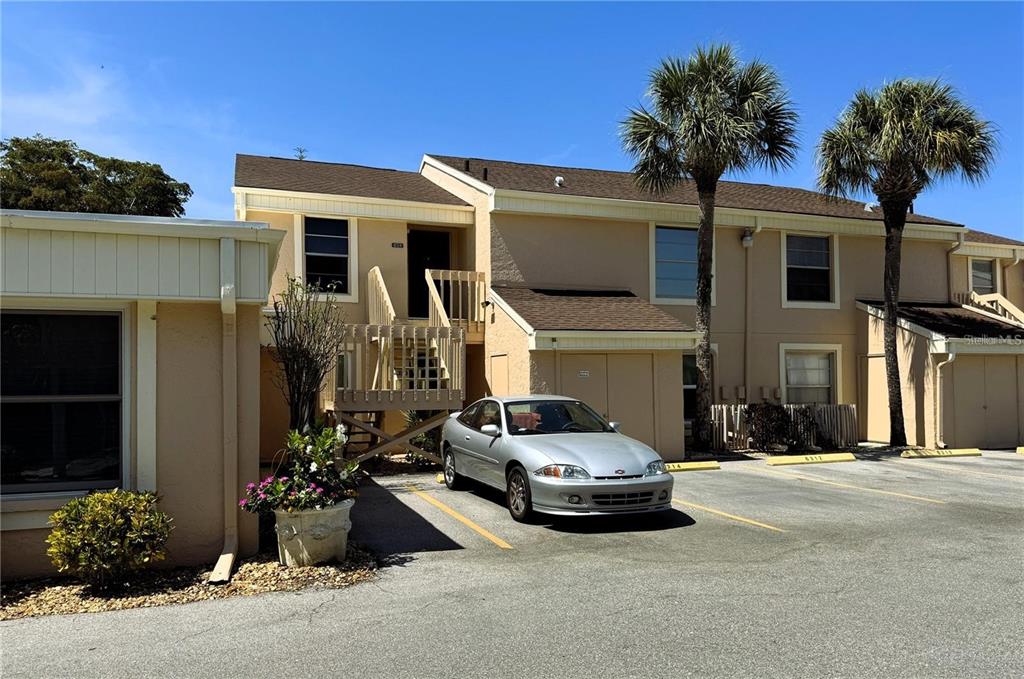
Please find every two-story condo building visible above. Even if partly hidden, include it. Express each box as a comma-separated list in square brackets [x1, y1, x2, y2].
[233, 153, 1024, 458]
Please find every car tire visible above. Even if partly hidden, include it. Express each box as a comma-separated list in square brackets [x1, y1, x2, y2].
[506, 465, 533, 522]
[443, 446, 467, 490]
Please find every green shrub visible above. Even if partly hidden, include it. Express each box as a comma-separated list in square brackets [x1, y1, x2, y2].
[46, 489, 173, 588]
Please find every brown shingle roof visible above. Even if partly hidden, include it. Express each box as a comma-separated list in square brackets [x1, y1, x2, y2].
[859, 300, 1024, 339]
[429, 155, 959, 227]
[965, 229, 1024, 247]
[493, 285, 692, 332]
[234, 154, 468, 206]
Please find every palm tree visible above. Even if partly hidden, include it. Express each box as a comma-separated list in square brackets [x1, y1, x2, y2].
[817, 80, 995, 446]
[621, 44, 798, 452]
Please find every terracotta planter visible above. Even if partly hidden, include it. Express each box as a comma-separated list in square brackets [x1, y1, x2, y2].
[273, 498, 355, 567]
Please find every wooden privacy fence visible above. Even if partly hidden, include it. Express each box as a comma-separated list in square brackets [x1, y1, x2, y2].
[710, 403, 859, 451]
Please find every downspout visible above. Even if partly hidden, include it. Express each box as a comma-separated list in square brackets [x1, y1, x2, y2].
[210, 238, 238, 584]
[934, 351, 956, 449]
[741, 224, 757, 401]
[946, 232, 965, 301]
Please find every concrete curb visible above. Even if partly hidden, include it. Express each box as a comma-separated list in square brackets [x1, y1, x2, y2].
[901, 449, 981, 458]
[765, 452, 856, 466]
[666, 461, 721, 472]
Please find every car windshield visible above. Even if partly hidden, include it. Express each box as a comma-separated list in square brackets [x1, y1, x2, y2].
[504, 400, 613, 435]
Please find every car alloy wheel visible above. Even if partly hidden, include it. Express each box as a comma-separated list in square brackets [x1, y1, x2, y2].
[506, 466, 533, 522]
[443, 448, 465, 490]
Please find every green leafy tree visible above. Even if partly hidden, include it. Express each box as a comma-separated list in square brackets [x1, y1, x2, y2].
[817, 80, 995, 446]
[621, 44, 798, 451]
[0, 134, 192, 216]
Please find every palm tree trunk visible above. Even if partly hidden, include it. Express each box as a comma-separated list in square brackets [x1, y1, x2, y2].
[691, 185, 717, 452]
[880, 200, 909, 447]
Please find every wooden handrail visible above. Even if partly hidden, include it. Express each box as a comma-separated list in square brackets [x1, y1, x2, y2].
[426, 269, 487, 327]
[367, 266, 397, 326]
[954, 290, 1024, 327]
[425, 269, 452, 328]
[336, 324, 466, 398]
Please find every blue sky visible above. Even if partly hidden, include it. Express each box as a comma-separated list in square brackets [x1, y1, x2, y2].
[2, 2, 1021, 239]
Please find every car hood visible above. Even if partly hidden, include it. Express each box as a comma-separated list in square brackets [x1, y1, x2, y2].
[512, 433, 661, 477]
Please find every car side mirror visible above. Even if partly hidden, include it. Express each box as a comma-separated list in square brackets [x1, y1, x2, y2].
[480, 424, 501, 437]
[608, 421, 621, 432]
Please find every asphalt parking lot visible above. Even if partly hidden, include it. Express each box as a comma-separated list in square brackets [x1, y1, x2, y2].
[2, 451, 1022, 678]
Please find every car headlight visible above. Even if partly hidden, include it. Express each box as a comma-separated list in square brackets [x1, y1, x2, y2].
[534, 464, 591, 480]
[645, 460, 667, 476]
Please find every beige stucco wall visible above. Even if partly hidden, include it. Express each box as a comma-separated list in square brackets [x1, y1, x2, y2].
[860, 312, 937, 446]
[419, 163, 491, 274]
[156, 302, 260, 567]
[484, 301, 532, 396]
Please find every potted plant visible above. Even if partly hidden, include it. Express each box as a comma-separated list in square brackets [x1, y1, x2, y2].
[240, 426, 359, 566]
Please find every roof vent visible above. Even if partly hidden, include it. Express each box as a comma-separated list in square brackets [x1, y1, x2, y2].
[483, 167, 488, 181]
[464, 159, 470, 171]
[554, 176, 565, 188]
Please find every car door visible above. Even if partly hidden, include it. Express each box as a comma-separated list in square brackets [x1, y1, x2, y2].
[463, 400, 506, 488]
[449, 402, 482, 482]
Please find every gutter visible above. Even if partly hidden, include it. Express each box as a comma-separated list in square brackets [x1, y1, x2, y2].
[210, 238, 239, 584]
[947, 232, 965, 301]
[934, 352, 957, 449]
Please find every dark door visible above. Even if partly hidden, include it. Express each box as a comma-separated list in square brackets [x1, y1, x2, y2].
[407, 229, 451, 318]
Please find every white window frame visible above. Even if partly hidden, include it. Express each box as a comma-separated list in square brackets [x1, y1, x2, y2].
[1, 299, 134, 528]
[778, 343, 843, 405]
[294, 214, 360, 304]
[649, 221, 716, 306]
[968, 256, 1000, 296]
[780, 231, 840, 309]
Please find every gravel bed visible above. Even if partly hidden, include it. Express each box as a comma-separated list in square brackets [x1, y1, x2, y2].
[0, 545, 378, 621]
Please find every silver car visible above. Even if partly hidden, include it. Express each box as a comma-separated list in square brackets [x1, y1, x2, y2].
[441, 395, 674, 521]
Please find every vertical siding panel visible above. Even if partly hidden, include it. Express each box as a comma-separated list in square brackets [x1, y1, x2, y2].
[238, 241, 260, 299]
[138, 236, 159, 296]
[95, 233, 118, 293]
[178, 237, 200, 297]
[2, 228, 30, 292]
[116, 234, 139, 296]
[27, 229, 51, 293]
[50, 231, 74, 293]
[259, 242, 268, 299]
[199, 239, 219, 298]
[73, 232, 97, 294]
[158, 237, 180, 296]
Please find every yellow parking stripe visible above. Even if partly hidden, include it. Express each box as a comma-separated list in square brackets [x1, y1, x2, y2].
[406, 485, 513, 550]
[897, 459, 1024, 482]
[745, 467, 945, 504]
[672, 498, 786, 533]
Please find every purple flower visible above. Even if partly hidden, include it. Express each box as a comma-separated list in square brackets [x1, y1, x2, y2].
[258, 492, 267, 500]
[316, 487, 324, 494]
[239, 498, 248, 507]
[246, 483, 256, 491]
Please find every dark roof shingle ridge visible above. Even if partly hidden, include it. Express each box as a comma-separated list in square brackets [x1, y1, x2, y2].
[965, 228, 1024, 247]
[429, 153, 954, 224]
[236, 153, 417, 176]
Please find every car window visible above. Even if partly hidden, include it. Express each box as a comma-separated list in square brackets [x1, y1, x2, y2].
[474, 401, 502, 429]
[504, 400, 612, 435]
[457, 402, 481, 427]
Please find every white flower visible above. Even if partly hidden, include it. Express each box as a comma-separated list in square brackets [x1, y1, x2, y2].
[305, 444, 312, 454]
[309, 461, 318, 472]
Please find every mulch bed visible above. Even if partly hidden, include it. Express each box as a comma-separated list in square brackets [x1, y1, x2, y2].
[0, 545, 379, 621]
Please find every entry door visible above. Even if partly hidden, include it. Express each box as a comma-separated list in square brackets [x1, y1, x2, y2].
[407, 230, 451, 318]
[559, 354, 609, 416]
[954, 356, 1021, 449]
[608, 354, 656, 448]
[983, 356, 1020, 448]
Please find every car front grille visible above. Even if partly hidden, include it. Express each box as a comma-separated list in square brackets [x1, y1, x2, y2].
[590, 492, 655, 506]
[592, 474, 643, 480]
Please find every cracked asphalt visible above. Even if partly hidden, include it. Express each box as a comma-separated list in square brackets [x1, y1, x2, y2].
[2, 451, 1022, 678]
